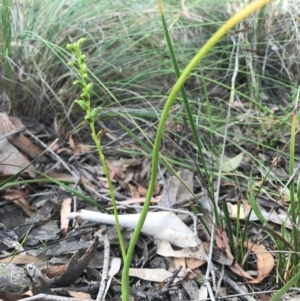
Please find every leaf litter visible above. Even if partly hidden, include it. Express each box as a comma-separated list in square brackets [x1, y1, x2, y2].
[0, 94, 291, 301]
[0, 113, 283, 301]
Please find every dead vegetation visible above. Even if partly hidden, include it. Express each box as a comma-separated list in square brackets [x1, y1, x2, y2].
[1, 0, 300, 300]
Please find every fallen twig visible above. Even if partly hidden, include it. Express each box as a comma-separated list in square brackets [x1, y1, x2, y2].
[96, 226, 110, 301]
[223, 274, 256, 301]
[20, 294, 92, 301]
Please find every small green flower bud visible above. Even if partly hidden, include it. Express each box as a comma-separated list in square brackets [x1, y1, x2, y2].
[80, 93, 89, 101]
[75, 100, 88, 110]
[90, 107, 100, 118]
[86, 82, 93, 94]
[80, 54, 86, 62]
[73, 80, 84, 88]
[66, 44, 74, 51]
[77, 38, 86, 47]
[81, 63, 87, 74]
[73, 62, 79, 70]
[85, 114, 93, 123]
[97, 130, 106, 139]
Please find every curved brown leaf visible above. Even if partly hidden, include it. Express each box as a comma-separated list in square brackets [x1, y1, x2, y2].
[244, 241, 274, 283]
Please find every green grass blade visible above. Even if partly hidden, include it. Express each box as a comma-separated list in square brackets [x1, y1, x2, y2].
[289, 97, 299, 253]
[222, 200, 235, 256]
[121, 0, 275, 300]
[159, 2, 218, 223]
[269, 269, 300, 301]
[36, 172, 107, 211]
[247, 179, 268, 225]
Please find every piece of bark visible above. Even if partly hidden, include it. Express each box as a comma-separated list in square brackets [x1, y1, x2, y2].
[43, 237, 99, 287]
[0, 113, 46, 162]
[0, 115, 35, 177]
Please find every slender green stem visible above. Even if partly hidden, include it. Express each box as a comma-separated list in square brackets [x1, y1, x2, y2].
[121, 1, 274, 300]
[90, 123, 127, 261]
[66, 40, 127, 262]
[159, 2, 218, 220]
[222, 200, 235, 255]
[289, 96, 299, 269]
[1, 0, 12, 77]
[269, 269, 300, 301]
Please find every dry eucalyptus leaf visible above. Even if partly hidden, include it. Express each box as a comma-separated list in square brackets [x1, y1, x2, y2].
[160, 169, 194, 207]
[106, 159, 126, 179]
[0, 254, 39, 264]
[68, 291, 92, 299]
[214, 227, 234, 261]
[213, 228, 254, 279]
[222, 152, 243, 172]
[41, 171, 76, 183]
[227, 201, 292, 228]
[229, 262, 254, 280]
[103, 258, 121, 299]
[174, 257, 186, 269]
[68, 133, 91, 155]
[156, 239, 206, 260]
[129, 268, 189, 283]
[122, 181, 140, 199]
[3, 190, 34, 217]
[60, 198, 72, 236]
[244, 241, 274, 284]
[186, 257, 206, 269]
[203, 242, 234, 266]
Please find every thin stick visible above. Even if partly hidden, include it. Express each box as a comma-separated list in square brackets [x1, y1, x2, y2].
[223, 274, 256, 301]
[20, 294, 91, 301]
[96, 226, 110, 301]
[205, 32, 241, 300]
[0, 126, 25, 140]
[25, 130, 77, 178]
